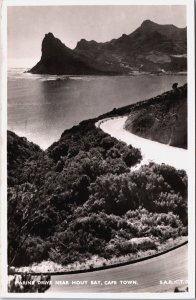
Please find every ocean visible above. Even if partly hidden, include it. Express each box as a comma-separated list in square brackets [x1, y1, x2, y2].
[8, 68, 187, 149]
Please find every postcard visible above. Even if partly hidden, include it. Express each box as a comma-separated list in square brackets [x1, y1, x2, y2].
[0, 0, 195, 298]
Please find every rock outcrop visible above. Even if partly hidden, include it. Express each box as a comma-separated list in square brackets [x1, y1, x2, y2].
[124, 84, 187, 149]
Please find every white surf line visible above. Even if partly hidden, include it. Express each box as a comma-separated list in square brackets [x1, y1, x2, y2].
[96, 116, 187, 172]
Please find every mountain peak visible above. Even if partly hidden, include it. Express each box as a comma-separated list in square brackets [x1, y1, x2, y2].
[141, 19, 155, 26]
[30, 20, 187, 75]
[41, 32, 71, 63]
[44, 32, 55, 39]
[140, 19, 179, 30]
[140, 19, 161, 30]
[75, 38, 98, 51]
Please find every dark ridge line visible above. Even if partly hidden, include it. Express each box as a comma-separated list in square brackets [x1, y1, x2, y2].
[12, 241, 188, 276]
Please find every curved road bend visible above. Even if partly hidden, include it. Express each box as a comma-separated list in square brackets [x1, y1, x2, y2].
[47, 245, 187, 293]
[47, 117, 188, 293]
[97, 117, 188, 172]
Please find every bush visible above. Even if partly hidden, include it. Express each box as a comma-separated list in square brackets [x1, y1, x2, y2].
[8, 121, 187, 268]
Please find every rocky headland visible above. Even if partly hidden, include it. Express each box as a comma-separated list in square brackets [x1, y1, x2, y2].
[29, 20, 187, 75]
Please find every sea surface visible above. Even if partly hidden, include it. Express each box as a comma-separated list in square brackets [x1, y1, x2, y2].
[8, 68, 187, 149]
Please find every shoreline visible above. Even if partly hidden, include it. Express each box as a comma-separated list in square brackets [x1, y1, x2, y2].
[7, 77, 187, 151]
[8, 83, 188, 275]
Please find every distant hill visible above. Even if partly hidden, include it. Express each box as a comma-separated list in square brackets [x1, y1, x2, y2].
[124, 84, 187, 149]
[29, 20, 187, 75]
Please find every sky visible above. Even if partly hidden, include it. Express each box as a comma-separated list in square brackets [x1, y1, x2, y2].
[7, 5, 186, 68]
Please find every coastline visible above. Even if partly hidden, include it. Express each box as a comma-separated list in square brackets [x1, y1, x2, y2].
[8, 84, 188, 275]
[60, 84, 187, 146]
[8, 69, 187, 150]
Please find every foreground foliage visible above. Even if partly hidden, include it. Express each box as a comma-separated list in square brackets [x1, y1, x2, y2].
[8, 117, 187, 268]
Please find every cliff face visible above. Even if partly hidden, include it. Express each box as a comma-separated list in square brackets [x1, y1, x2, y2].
[29, 20, 187, 75]
[30, 33, 112, 75]
[124, 84, 187, 149]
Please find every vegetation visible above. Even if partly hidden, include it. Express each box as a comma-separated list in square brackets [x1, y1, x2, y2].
[7, 90, 187, 270]
[7, 130, 42, 186]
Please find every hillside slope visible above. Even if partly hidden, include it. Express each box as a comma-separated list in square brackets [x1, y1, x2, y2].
[8, 88, 187, 270]
[7, 130, 42, 186]
[124, 84, 187, 149]
[29, 20, 187, 75]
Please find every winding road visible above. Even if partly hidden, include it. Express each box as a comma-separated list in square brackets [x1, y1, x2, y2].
[47, 116, 188, 294]
[47, 245, 187, 293]
[96, 116, 188, 172]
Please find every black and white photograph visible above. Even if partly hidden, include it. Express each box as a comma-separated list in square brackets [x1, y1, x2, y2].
[0, 0, 195, 298]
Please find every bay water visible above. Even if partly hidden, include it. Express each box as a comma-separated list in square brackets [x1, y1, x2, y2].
[8, 68, 187, 149]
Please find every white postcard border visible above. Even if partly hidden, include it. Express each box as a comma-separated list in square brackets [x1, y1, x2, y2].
[0, 0, 195, 298]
